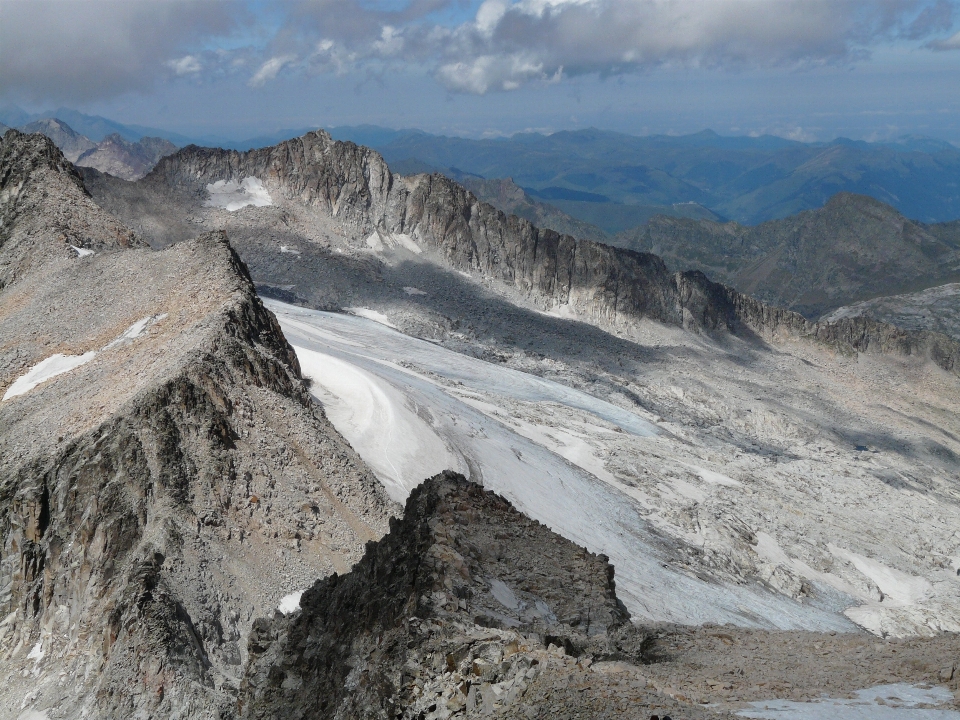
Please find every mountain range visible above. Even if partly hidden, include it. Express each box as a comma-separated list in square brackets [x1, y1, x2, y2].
[3, 126, 960, 718]
[7, 116, 177, 181]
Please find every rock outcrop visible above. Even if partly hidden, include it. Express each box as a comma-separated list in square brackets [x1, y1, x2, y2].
[0, 131, 395, 719]
[240, 472, 715, 720]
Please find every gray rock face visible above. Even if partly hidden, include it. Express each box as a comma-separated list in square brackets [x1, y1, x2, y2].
[240, 472, 686, 720]
[0, 129, 141, 290]
[18, 118, 97, 162]
[140, 131, 960, 379]
[0, 132, 395, 719]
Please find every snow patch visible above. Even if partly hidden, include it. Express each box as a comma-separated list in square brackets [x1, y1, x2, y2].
[682, 463, 741, 487]
[344, 307, 397, 329]
[204, 177, 272, 211]
[280, 245, 301, 255]
[26, 641, 43, 662]
[3, 352, 96, 400]
[278, 591, 304, 615]
[104, 314, 166, 349]
[831, 546, 933, 606]
[489, 579, 520, 610]
[739, 683, 960, 719]
[365, 230, 421, 254]
[18, 712, 50, 720]
[403, 286, 427, 296]
[69, 245, 94, 257]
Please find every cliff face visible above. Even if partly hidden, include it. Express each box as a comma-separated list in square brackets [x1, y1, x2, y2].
[0, 132, 395, 719]
[145, 133, 743, 334]
[239, 472, 673, 720]
[144, 131, 960, 378]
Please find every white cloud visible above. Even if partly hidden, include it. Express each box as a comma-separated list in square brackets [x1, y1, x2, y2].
[167, 55, 202, 76]
[248, 54, 297, 87]
[0, 0, 244, 102]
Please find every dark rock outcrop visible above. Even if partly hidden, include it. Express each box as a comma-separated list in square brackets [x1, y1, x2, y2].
[240, 472, 670, 720]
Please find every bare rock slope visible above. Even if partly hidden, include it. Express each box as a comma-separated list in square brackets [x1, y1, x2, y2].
[0, 130, 395, 719]
[90, 130, 960, 378]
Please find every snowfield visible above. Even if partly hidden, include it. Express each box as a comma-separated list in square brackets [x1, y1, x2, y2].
[204, 177, 273, 211]
[270, 300, 876, 631]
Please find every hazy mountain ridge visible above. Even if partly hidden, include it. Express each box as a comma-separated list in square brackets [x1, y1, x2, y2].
[4, 117, 178, 181]
[352, 126, 960, 226]
[614, 192, 960, 319]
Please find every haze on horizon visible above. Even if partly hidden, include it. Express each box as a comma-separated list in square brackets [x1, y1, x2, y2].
[2, 0, 960, 144]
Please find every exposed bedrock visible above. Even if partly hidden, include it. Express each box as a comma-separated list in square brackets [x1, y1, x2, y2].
[239, 472, 690, 720]
[146, 132, 960, 376]
[0, 131, 395, 719]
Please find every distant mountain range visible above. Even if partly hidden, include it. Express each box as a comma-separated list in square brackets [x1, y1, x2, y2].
[614, 192, 960, 319]
[5, 105, 960, 228]
[353, 127, 960, 227]
[6, 116, 177, 181]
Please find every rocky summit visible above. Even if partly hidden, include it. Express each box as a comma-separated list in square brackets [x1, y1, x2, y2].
[241, 471, 708, 720]
[0, 130, 394, 719]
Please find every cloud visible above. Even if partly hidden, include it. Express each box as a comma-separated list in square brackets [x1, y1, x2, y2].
[0, 0, 246, 102]
[265, 0, 960, 94]
[249, 55, 297, 87]
[2, 0, 955, 104]
[167, 55, 203, 76]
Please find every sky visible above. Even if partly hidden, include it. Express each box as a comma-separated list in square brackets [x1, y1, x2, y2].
[1, 0, 960, 143]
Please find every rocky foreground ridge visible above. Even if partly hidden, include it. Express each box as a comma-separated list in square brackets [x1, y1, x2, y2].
[133, 131, 960, 377]
[0, 130, 394, 718]
[240, 472, 717, 720]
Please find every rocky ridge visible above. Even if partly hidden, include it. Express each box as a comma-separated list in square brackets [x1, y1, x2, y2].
[134, 131, 960, 378]
[240, 472, 731, 720]
[75, 132, 178, 181]
[0, 131, 395, 719]
[614, 192, 960, 318]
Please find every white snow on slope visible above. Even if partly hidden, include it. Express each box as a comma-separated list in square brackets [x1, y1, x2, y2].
[268, 300, 858, 631]
[104, 314, 166, 349]
[296, 347, 464, 502]
[3, 352, 96, 400]
[365, 230, 421, 254]
[204, 178, 272, 211]
[344, 307, 398, 329]
[739, 683, 960, 719]
[4, 315, 166, 401]
[277, 591, 304, 615]
[69, 245, 94, 257]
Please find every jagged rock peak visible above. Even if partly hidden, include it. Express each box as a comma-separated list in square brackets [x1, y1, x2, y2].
[0, 129, 142, 289]
[240, 471, 645, 719]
